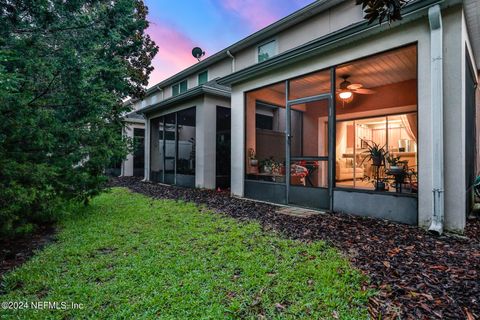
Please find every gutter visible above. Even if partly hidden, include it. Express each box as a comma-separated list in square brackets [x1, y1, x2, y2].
[428, 4, 445, 235]
[218, 0, 460, 86]
[137, 84, 231, 115]
[127, 0, 344, 103]
[226, 50, 235, 73]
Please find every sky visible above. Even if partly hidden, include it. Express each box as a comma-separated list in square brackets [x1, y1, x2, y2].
[144, 0, 315, 87]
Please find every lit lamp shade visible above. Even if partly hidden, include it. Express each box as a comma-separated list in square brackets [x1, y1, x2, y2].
[339, 91, 353, 100]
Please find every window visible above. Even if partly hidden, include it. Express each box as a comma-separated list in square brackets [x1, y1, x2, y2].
[255, 114, 273, 130]
[150, 107, 196, 187]
[335, 45, 418, 194]
[172, 80, 187, 96]
[198, 70, 208, 85]
[257, 40, 276, 63]
[245, 82, 286, 183]
[177, 108, 196, 176]
[133, 128, 145, 176]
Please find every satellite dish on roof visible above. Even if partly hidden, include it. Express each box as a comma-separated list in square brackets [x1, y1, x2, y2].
[192, 47, 205, 61]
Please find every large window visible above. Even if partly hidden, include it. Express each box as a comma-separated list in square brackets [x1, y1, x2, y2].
[177, 108, 196, 176]
[245, 82, 286, 183]
[150, 107, 196, 187]
[335, 45, 418, 194]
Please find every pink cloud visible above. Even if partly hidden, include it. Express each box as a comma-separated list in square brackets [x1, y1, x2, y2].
[220, 0, 279, 30]
[146, 21, 202, 87]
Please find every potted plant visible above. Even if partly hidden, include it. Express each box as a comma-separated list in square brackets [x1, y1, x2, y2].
[374, 178, 387, 191]
[361, 139, 386, 166]
[360, 139, 388, 191]
[248, 148, 258, 167]
[386, 154, 404, 174]
[260, 157, 280, 174]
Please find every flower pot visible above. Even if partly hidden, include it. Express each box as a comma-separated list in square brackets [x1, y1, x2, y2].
[375, 181, 386, 191]
[389, 166, 404, 174]
[250, 159, 258, 166]
[372, 157, 383, 166]
[262, 166, 272, 174]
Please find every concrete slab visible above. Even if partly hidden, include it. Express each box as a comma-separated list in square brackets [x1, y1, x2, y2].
[276, 206, 326, 218]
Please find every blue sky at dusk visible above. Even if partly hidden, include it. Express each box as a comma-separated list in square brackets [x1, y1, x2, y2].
[145, 0, 315, 87]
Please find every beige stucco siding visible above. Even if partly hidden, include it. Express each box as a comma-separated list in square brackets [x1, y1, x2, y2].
[234, 0, 363, 71]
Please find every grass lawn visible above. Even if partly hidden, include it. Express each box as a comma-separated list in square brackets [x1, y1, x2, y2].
[1, 188, 372, 319]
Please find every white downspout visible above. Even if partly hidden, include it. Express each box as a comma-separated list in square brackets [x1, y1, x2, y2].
[428, 5, 444, 235]
[226, 50, 235, 73]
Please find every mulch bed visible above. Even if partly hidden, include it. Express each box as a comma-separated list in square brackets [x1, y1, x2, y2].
[110, 177, 480, 320]
[0, 225, 56, 278]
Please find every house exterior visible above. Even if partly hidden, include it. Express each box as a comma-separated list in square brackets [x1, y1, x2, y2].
[123, 0, 480, 234]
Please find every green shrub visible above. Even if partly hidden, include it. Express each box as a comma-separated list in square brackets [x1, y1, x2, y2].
[0, 1, 157, 235]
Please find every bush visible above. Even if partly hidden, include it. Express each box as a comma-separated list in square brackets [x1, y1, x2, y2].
[0, 1, 157, 236]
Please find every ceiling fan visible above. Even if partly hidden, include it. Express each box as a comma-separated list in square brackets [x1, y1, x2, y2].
[337, 75, 375, 101]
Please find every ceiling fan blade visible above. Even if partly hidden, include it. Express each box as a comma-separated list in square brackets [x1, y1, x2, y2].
[347, 83, 363, 90]
[354, 88, 375, 94]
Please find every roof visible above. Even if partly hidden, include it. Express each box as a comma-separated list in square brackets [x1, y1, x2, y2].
[123, 111, 145, 123]
[128, 0, 345, 103]
[218, 0, 470, 86]
[137, 79, 231, 115]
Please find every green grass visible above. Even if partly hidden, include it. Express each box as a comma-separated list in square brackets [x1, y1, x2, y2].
[1, 188, 372, 319]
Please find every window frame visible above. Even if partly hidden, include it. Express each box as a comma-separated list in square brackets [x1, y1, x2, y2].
[198, 70, 208, 85]
[257, 39, 278, 63]
[172, 79, 188, 96]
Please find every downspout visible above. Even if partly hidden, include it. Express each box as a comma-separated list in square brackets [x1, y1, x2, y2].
[428, 4, 444, 235]
[226, 50, 235, 73]
[157, 86, 164, 100]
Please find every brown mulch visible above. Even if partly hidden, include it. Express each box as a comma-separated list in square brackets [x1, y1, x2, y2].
[0, 225, 56, 278]
[110, 177, 480, 320]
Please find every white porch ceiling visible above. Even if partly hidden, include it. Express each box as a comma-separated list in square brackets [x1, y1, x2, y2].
[464, 0, 480, 71]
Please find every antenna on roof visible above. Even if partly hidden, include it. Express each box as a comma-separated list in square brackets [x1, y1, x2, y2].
[192, 47, 205, 62]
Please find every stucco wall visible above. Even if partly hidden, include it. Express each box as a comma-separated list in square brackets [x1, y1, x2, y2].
[122, 122, 145, 177]
[234, 0, 363, 71]
[144, 95, 230, 189]
[230, 16, 433, 227]
[231, 5, 473, 232]
[442, 6, 466, 231]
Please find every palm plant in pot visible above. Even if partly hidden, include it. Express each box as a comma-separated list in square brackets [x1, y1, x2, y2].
[360, 139, 387, 191]
[361, 139, 386, 167]
[386, 154, 404, 174]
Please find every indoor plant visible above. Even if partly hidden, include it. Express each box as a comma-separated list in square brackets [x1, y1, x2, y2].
[361, 139, 387, 166]
[260, 157, 280, 174]
[360, 139, 387, 191]
[248, 148, 258, 166]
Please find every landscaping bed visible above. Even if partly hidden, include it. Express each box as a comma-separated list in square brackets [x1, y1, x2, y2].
[110, 177, 480, 320]
[0, 225, 56, 277]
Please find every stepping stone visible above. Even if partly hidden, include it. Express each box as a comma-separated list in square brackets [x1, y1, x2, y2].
[276, 206, 325, 218]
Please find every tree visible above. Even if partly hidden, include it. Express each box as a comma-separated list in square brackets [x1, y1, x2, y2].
[0, 0, 158, 235]
[356, 0, 408, 24]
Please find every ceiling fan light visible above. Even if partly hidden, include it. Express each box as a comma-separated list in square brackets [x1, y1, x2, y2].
[339, 91, 353, 100]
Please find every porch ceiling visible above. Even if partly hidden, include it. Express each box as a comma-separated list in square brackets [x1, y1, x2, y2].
[289, 45, 417, 98]
[249, 45, 417, 103]
[464, 0, 480, 71]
